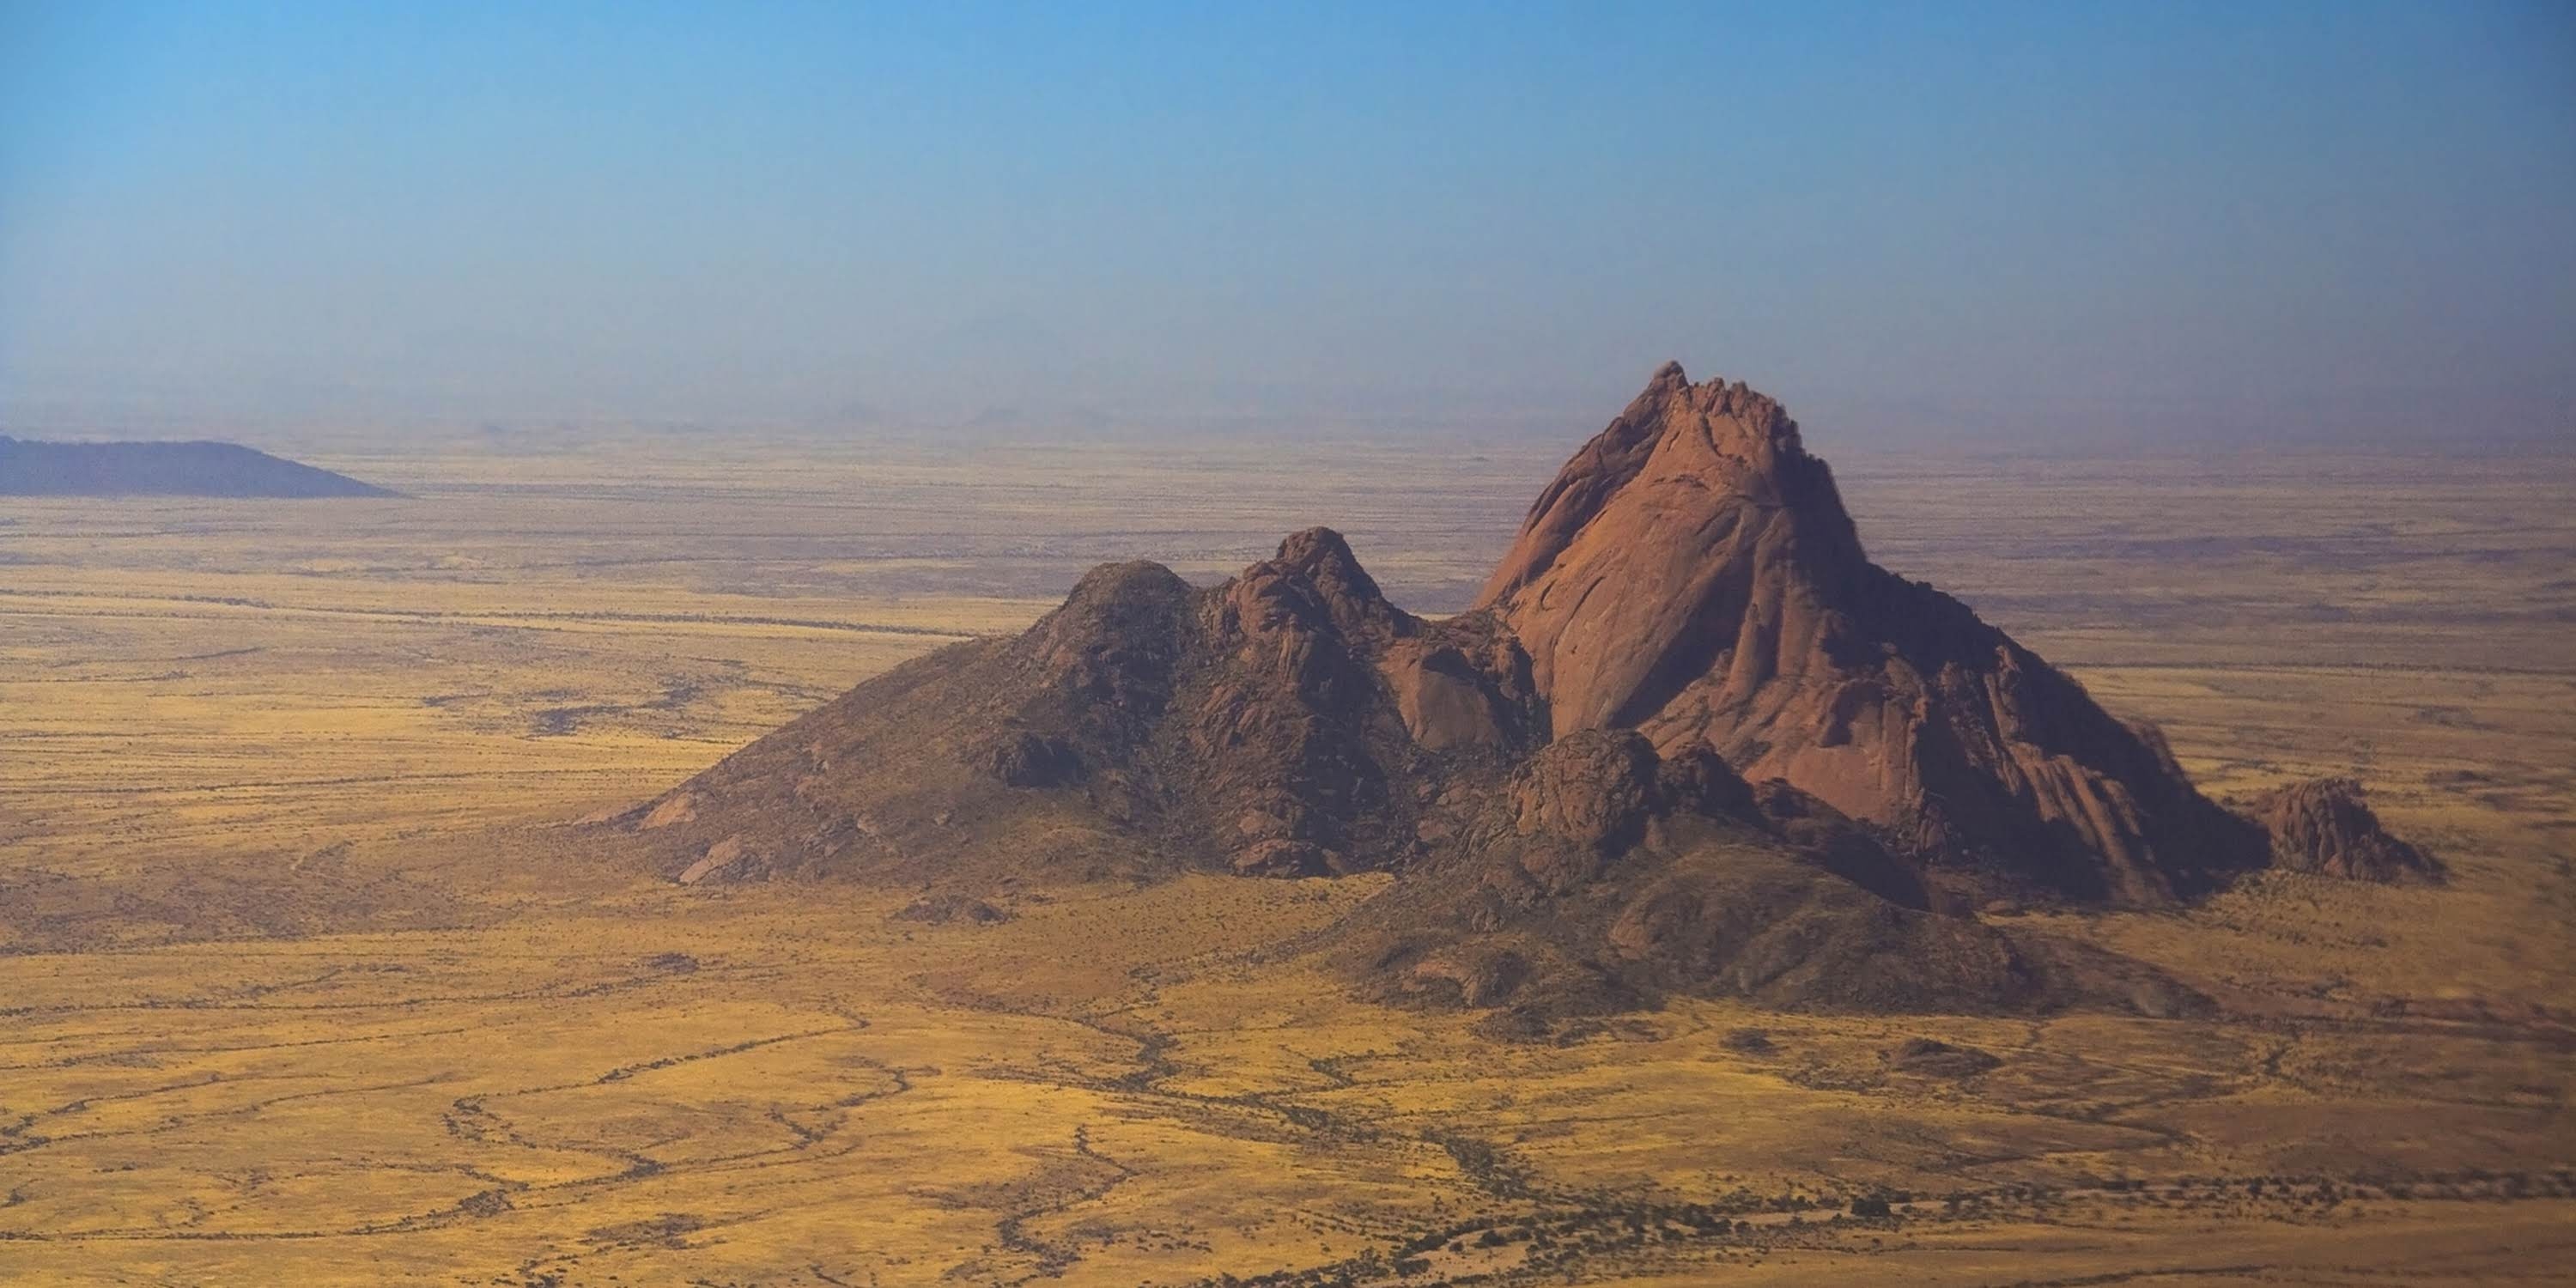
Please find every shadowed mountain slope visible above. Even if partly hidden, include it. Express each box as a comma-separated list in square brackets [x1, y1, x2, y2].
[0, 436, 398, 497]
[618, 529, 1543, 886]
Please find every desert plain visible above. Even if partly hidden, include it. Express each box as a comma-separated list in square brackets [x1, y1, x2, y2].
[2, 432, 2571, 1286]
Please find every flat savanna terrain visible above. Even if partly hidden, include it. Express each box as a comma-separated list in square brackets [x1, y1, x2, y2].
[3, 434, 2571, 1286]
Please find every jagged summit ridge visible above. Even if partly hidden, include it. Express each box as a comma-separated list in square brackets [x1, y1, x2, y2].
[1480, 361, 1827, 611]
[1476, 363, 1860, 735]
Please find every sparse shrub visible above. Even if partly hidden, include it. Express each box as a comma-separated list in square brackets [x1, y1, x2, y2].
[1722, 1027, 1776, 1054]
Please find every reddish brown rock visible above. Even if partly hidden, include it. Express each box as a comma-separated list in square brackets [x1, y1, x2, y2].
[1507, 730, 1662, 854]
[1476, 362, 2261, 905]
[1378, 616, 1536, 753]
[623, 527, 1542, 888]
[611, 361, 2312, 1022]
[2248, 777, 2441, 884]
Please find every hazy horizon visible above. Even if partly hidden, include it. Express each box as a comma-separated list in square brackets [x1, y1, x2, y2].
[4, 1, 2572, 447]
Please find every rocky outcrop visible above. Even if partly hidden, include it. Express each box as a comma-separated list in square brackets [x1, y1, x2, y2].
[2249, 777, 2442, 884]
[1475, 361, 2263, 906]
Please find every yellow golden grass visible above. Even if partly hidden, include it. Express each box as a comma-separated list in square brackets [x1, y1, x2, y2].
[2, 436, 2570, 1285]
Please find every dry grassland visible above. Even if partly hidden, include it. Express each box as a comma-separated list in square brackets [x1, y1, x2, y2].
[2, 434, 2570, 1285]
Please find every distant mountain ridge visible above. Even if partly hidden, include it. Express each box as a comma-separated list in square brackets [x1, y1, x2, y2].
[0, 436, 398, 497]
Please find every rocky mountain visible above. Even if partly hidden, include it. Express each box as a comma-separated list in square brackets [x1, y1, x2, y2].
[608, 362, 2431, 1020]
[1475, 363, 2262, 907]
[0, 436, 398, 497]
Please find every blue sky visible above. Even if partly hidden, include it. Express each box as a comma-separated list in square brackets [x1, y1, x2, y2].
[2, 1, 2570, 442]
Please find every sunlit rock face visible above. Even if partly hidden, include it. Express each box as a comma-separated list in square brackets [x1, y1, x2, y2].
[1476, 361, 2263, 906]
